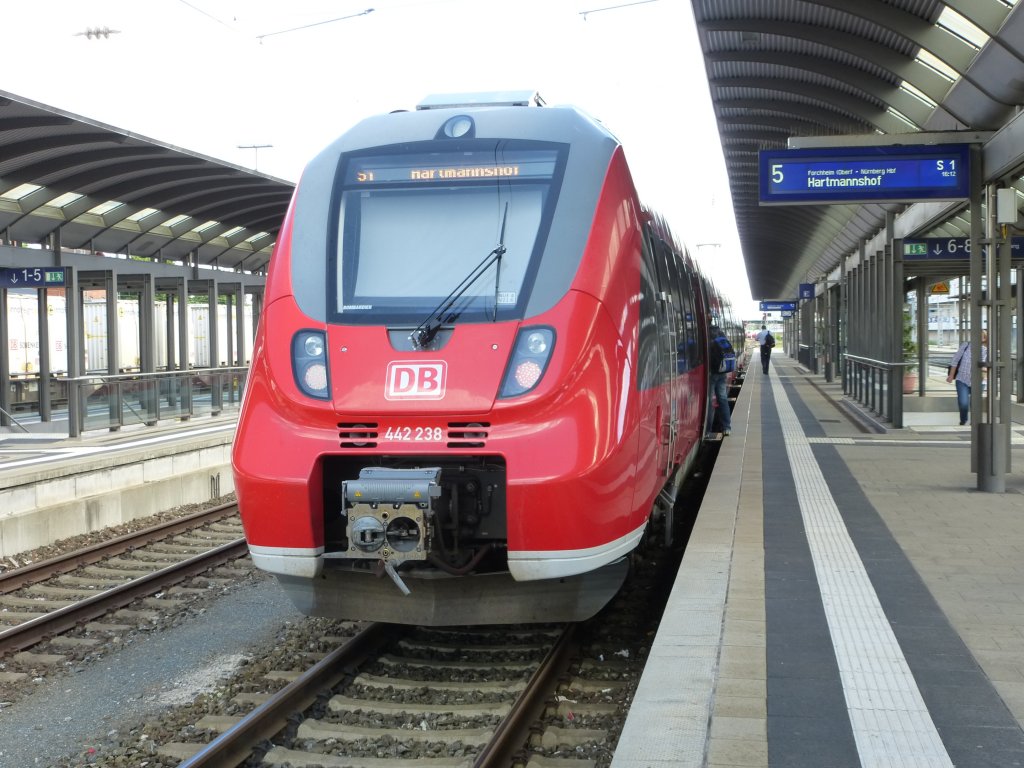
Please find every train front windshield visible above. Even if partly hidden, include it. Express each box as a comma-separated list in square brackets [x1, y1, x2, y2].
[330, 143, 565, 325]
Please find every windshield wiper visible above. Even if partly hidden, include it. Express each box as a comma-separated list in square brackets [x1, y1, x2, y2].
[410, 203, 509, 350]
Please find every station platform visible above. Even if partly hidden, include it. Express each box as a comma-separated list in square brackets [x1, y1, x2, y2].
[0, 416, 237, 559]
[613, 353, 1024, 768]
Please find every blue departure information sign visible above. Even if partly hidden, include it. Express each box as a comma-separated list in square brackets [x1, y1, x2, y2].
[760, 300, 797, 312]
[759, 144, 971, 205]
[0, 267, 67, 287]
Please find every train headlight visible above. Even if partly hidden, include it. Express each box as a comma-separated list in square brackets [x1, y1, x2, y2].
[292, 330, 330, 400]
[499, 326, 555, 398]
[443, 115, 474, 138]
[525, 331, 549, 355]
[303, 335, 324, 357]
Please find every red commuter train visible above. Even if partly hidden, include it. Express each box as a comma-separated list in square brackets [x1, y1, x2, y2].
[232, 92, 742, 626]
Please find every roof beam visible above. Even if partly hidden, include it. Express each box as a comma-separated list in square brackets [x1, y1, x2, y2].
[805, 0, 975, 73]
[701, 20, 956, 104]
[706, 50, 935, 125]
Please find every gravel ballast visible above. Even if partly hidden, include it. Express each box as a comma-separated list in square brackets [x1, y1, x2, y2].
[0, 578, 301, 768]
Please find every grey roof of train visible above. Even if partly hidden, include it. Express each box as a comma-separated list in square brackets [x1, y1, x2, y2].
[6, 2, 1024, 294]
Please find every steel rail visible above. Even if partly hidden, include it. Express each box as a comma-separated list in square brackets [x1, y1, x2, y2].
[177, 622, 397, 768]
[473, 622, 579, 768]
[176, 622, 576, 768]
[0, 502, 239, 594]
[0, 538, 247, 655]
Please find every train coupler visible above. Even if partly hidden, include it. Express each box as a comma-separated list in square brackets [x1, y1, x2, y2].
[341, 467, 442, 582]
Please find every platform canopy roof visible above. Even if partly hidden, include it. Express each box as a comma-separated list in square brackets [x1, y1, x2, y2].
[0, 90, 293, 274]
[690, 0, 1024, 301]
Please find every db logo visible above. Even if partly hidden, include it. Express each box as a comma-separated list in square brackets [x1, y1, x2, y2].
[385, 361, 447, 400]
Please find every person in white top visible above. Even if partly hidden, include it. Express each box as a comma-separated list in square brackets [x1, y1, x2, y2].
[755, 325, 773, 373]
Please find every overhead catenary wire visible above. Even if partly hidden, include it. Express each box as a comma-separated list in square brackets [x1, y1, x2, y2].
[176, 0, 236, 30]
[579, 0, 658, 21]
[257, 8, 375, 41]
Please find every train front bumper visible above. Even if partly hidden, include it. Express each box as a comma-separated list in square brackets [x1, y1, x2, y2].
[271, 557, 629, 625]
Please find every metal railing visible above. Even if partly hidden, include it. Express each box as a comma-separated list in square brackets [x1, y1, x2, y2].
[925, 351, 1020, 399]
[842, 353, 910, 427]
[66, 366, 248, 437]
[0, 405, 31, 433]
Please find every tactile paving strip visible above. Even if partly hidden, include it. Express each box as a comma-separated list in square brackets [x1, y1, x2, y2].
[771, 381, 954, 768]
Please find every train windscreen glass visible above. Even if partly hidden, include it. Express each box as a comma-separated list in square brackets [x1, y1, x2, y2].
[330, 144, 563, 324]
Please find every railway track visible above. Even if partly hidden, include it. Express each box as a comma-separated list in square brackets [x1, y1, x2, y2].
[0, 503, 249, 659]
[0, 502, 241, 595]
[56, 537, 677, 768]
[22, 437, 714, 767]
[27, 525, 689, 768]
[140, 621, 590, 768]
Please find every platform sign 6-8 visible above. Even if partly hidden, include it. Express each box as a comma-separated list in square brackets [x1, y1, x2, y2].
[0, 267, 67, 287]
[903, 237, 1024, 261]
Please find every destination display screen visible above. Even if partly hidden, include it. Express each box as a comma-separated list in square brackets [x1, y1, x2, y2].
[759, 144, 971, 204]
[345, 150, 558, 186]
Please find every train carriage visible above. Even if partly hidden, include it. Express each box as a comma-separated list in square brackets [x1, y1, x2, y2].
[232, 93, 732, 625]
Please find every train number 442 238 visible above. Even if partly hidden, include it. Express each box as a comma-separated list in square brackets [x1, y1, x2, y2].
[382, 426, 444, 442]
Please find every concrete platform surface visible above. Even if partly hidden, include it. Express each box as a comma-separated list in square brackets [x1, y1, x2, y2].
[0, 416, 237, 559]
[613, 354, 1024, 768]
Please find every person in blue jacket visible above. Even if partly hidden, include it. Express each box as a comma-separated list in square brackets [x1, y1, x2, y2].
[708, 324, 735, 436]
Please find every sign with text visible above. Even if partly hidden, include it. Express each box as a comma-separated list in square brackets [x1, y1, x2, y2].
[385, 361, 447, 401]
[799, 283, 815, 300]
[759, 144, 970, 205]
[902, 237, 1024, 260]
[759, 300, 797, 312]
[0, 267, 67, 288]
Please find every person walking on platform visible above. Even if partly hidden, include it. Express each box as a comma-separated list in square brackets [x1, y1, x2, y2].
[708, 324, 736, 436]
[755, 324, 775, 374]
[946, 329, 988, 426]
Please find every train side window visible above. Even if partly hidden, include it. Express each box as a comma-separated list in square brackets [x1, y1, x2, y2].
[675, 261, 698, 373]
[683, 266, 703, 371]
[652, 238, 680, 384]
[663, 250, 689, 374]
[637, 235, 661, 390]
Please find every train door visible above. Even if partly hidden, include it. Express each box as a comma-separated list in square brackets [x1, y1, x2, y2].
[652, 236, 680, 477]
[675, 261, 702, 453]
[692, 277, 715, 434]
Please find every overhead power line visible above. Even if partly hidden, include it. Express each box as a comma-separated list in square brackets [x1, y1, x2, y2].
[176, 0, 236, 30]
[257, 8, 375, 42]
[579, 0, 658, 21]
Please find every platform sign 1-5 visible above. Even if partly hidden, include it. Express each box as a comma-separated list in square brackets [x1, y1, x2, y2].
[759, 144, 970, 205]
[0, 267, 67, 287]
